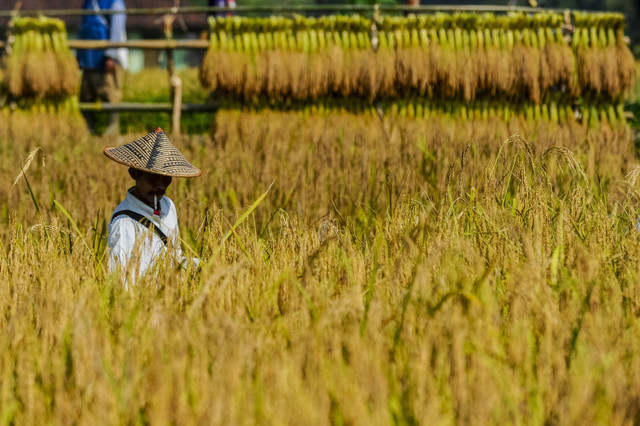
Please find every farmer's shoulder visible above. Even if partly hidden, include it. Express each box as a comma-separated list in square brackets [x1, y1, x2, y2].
[108, 197, 139, 230]
[109, 197, 131, 220]
[107, 212, 138, 247]
[163, 196, 177, 212]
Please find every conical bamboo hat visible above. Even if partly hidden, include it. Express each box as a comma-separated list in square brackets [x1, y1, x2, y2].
[103, 128, 202, 177]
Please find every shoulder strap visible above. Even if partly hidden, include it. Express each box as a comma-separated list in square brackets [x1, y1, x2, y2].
[111, 210, 168, 246]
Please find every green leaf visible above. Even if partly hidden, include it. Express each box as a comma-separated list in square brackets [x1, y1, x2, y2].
[21, 167, 40, 215]
[54, 200, 91, 253]
[219, 181, 273, 248]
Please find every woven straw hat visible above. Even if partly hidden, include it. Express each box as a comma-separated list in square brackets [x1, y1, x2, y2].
[103, 128, 202, 178]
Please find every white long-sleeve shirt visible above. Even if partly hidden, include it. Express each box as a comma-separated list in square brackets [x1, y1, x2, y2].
[108, 188, 197, 288]
[104, 0, 129, 69]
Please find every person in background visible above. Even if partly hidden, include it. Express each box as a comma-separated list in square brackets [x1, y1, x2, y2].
[77, 0, 128, 135]
[104, 128, 202, 289]
[208, 0, 236, 18]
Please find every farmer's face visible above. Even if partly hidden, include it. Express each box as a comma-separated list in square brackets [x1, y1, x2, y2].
[129, 169, 172, 207]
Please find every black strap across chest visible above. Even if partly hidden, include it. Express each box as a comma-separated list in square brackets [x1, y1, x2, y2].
[111, 210, 168, 246]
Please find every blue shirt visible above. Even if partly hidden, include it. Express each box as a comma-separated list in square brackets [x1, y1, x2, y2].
[77, 0, 128, 70]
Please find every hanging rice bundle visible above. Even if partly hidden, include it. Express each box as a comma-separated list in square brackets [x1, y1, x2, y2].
[382, 15, 432, 98]
[573, 12, 635, 102]
[0, 96, 85, 141]
[5, 16, 79, 98]
[201, 14, 375, 101]
[480, 15, 514, 98]
[534, 12, 576, 96]
[455, 14, 478, 101]
[199, 10, 634, 123]
[0, 15, 84, 140]
[373, 18, 396, 98]
[215, 92, 628, 131]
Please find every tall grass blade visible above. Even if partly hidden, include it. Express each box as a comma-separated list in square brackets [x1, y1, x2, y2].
[219, 181, 273, 248]
[20, 167, 41, 215]
[54, 200, 92, 253]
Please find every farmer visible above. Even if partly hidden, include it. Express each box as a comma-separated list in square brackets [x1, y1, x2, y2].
[105, 128, 202, 288]
[77, 0, 129, 135]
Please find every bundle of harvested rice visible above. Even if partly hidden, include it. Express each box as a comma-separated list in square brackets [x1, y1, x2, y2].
[0, 96, 85, 141]
[5, 16, 79, 99]
[214, 94, 626, 130]
[200, 11, 633, 106]
[201, 15, 375, 101]
[573, 12, 635, 102]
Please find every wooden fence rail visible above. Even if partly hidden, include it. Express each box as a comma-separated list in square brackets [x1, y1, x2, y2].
[0, 39, 209, 49]
[78, 102, 218, 112]
[0, 5, 552, 18]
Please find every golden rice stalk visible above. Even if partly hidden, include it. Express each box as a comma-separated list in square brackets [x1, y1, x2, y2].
[473, 29, 488, 93]
[42, 51, 62, 96]
[199, 49, 218, 91]
[512, 29, 541, 104]
[458, 29, 477, 101]
[263, 49, 290, 101]
[415, 28, 434, 96]
[306, 32, 330, 100]
[615, 43, 635, 97]
[56, 52, 79, 96]
[242, 51, 263, 100]
[393, 24, 425, 97]
[394, 47, 412, 95]
[537, 27, 553, 94]
[21, 28, 49, 97]
[24, 49, 50, 97]
[434, 28, 457, 99]
[544, 39, 575, 94]
[327, 45, 346, 96]
[6, 20, 26, 96]
[601, 45, 620, 98]
[486, 28, 515, 98]
[467, 29, 484, 101]
[593, 26, 621, 98]
[199, 31, 220, 90]
[353, 30, 376, 99]
[374, 33, 396, 98]
[575, 28, 603, 95]
[221, 51, 245, 97]
[50, 23, 79, 96]
[352, 49, 377, 101]
[6, 53, 25, 97]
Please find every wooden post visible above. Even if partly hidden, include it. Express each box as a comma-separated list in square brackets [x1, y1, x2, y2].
[166, 46, 182, 136]
[171, 75, 182, 136]
[164, 15, 181, 136]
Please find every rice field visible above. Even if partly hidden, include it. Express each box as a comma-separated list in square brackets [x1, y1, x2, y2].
[0, 101, 639, 424]
[2, 8, 640, 426]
